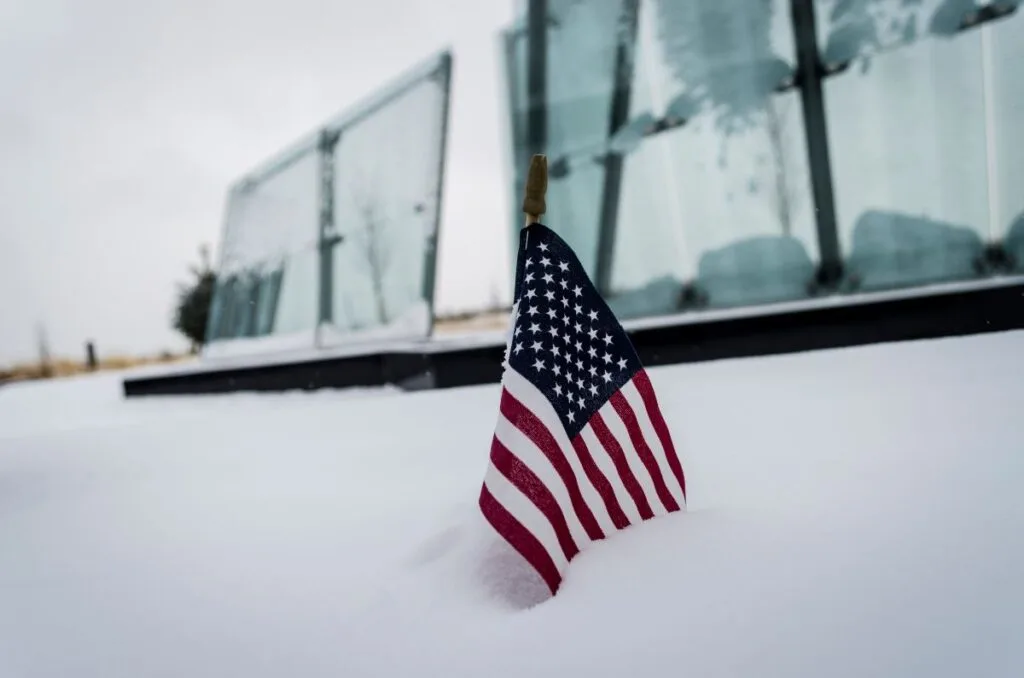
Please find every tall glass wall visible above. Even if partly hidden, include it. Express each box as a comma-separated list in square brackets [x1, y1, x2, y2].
[506, 0, 1024, 318]
[206, 52, 451, 355]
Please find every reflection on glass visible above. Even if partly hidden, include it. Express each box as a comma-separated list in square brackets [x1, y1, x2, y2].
[817, 0, 992, 290]
[254, 267, 283, 336]
[208, 149, 320, 342]
[505, 1, 626, 279]
[219, 151, 321, 278]
[526, 0, 627, 272]
[327, 67, 447, 343]
[505, 0, 1023, 318]
[507, 0, 818, 313]
[272, 249, 318, 335]
[818, 0, 1018, 68]
[206, 53, 450, 352]
[610, 0, 817, 313]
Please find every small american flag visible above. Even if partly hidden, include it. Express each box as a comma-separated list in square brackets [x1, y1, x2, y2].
[479, 222, 686, 594]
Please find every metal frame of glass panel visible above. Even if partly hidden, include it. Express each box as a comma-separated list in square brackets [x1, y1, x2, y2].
[508, 0, 1020, 306]
[206, 51, 452, 349]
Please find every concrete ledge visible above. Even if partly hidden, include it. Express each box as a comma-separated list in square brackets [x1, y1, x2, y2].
[123, 281, 1024, 397]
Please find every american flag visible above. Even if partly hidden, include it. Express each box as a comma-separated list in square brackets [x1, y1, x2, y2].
[479, 222, 686, 594]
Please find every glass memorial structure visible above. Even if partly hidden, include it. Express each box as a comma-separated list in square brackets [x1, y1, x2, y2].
[503, 0, 1024, 320]
[204, 52, 452, 357]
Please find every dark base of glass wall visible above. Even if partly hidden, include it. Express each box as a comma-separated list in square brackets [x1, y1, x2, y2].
[124, 280, 1024, 398]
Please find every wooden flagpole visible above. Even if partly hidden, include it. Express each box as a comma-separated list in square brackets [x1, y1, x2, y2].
[523, 154, 548, 227]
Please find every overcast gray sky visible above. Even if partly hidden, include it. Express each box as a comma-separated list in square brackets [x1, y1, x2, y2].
[0, 0, 514, 364]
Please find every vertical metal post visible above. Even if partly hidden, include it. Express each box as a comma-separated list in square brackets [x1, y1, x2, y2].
[316, 129, 340, 346]
[790, 0, 843, 286]
[525, 0, 548, 159]
[421, 53, 453, 338]
[594, 0, 640, 296]
[502, 29, 527, 290]
[980, 25, 1000, 241]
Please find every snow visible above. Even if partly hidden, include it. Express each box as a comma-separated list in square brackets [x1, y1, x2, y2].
[2, 331, 1023, 677]
[199, 327, 320, 361]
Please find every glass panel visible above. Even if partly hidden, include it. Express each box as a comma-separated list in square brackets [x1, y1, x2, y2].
[502, 24, 530, 288]
[326, 60, 449, 344]
[610, 0, 816, 313]
[818, 0, 1019, 68]
[205, 53, 449, 354]
[816, 0, 992, 291]
[236, 274, 259, 338]
[507, 0, 817, 315]
[254, 267, 284, 336]
[211, 148, 321, 343]
[271, 248, 318, 336]
[543, 0, 627, 272]
[218, 150, 321, 280]
[507, 0, 628, 275]
[819, 0, 946, 66]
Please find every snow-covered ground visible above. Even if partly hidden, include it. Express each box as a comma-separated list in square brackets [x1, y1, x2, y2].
[1, 331, 1022, 677]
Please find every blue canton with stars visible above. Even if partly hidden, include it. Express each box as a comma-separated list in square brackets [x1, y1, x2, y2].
[505, 223, 642, 438]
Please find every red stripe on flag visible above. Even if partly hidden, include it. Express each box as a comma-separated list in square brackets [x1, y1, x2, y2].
[490, 435, 579, 561]
[632, 370, 686, 500]
[479, 484, 561, 595]
[633, 370, 686, 500]
[500, 390, 606, 541]
[609, 391, 680, 513]
[569, 435, 630, 531]
[589, 412, 655, 521]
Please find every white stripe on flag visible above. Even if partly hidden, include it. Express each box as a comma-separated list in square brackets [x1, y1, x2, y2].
[599, 396, 671, 517]
[622, 377, 686, 508]
[502, 301, 520, 367]
[578, 424, 644, 526]
[494, 403, 593, 551]
[482, 465, 568, 574]
[502, 369, 618, 537]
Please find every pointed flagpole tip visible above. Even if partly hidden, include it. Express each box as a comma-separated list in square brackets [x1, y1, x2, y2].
[522, 154, 547, 226]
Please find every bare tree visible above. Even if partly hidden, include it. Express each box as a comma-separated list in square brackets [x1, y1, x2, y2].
[653, 0, 812, 237]
[349, 188, 393, 326]
[764, 98, 802, 237]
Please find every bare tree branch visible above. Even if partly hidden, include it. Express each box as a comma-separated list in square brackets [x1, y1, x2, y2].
[765, 98, 797, 237]
[348, 185, 393, 325]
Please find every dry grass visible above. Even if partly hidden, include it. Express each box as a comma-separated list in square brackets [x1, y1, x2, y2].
[434, 309, 510, 334]
[0, 352, 191, 385]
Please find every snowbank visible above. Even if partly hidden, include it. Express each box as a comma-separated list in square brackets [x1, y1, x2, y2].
[1, 331, 1022, 677]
